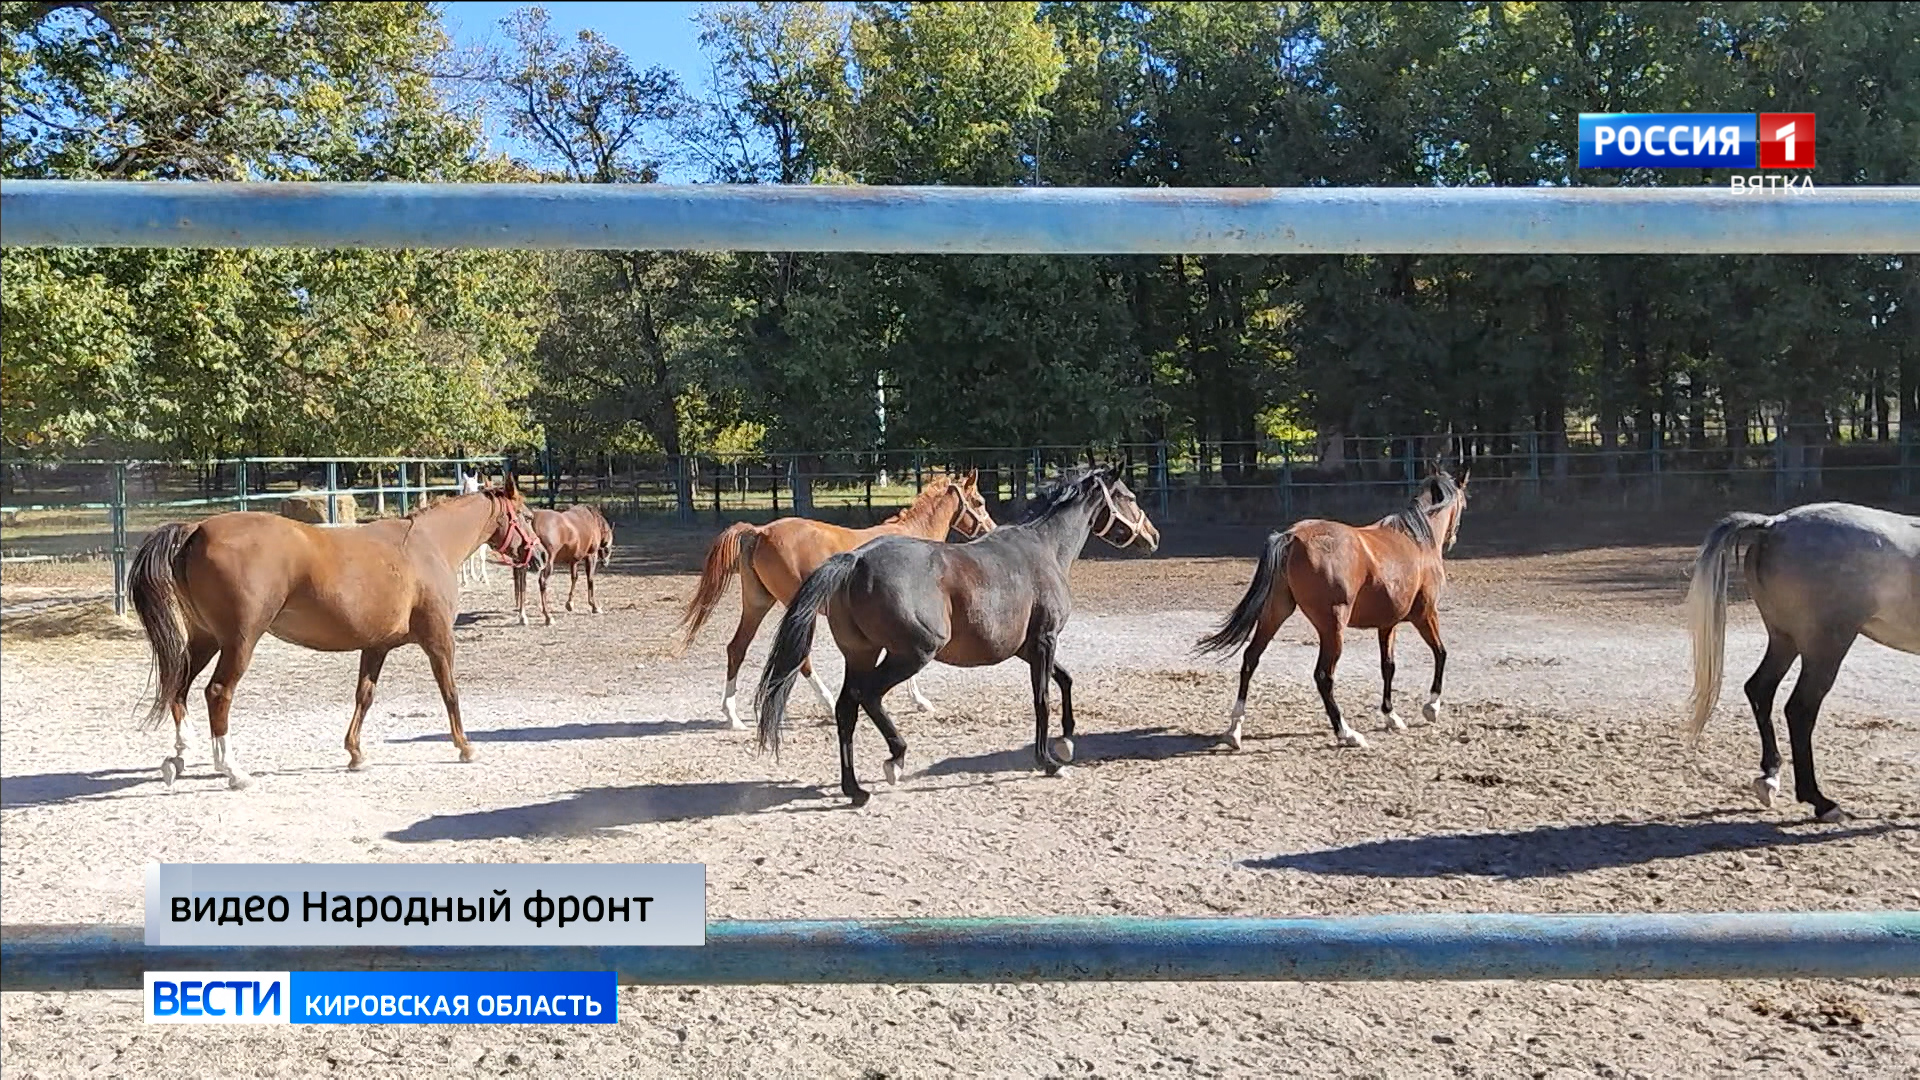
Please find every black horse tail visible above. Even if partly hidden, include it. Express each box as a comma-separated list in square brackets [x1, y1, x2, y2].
[1194, 530, 1292, 657]
[756, 552, 859, 757]
[129, 522, 199, 731]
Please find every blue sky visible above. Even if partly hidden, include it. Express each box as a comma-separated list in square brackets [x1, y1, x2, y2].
[441, 2, 711, 176]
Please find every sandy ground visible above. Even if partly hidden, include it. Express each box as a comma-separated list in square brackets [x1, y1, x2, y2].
[2, 518, 1917, 1079]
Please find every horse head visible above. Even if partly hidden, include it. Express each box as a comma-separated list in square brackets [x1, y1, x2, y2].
[485, 478, 549, 572]
[949, 467, 996, 539]
[1087, 465, 1160, 554]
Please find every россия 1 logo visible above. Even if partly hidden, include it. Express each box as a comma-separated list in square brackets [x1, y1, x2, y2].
[1578, 112, 1815, 191]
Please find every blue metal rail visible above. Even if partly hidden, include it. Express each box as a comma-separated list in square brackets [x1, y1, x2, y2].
[4, 181, 1916, 255]
[5, 913, 1916, 991]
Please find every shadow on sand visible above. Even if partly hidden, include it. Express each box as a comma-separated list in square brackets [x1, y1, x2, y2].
[1, 768, 156, 808]
[387, 719, 724, 745]
[1243, 817, 1908, 880]
[385, 780, 818, 842]
[921, 726, 1220, 778]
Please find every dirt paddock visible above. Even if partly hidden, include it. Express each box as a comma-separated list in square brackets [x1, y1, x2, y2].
[2, 515, 1916, 1079]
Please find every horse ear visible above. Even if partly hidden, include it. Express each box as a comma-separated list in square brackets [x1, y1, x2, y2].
[1457, 462, 1472, 485]
[966, 466, 978, 486]
[502, 470, 520, 497]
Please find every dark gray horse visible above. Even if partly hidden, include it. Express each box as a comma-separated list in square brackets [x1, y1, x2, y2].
[1686, 501, 1919, 821]
[756, 465, 1161, 807]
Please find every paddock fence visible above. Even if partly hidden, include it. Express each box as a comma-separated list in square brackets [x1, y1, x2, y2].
[3, 180, 1917, 989]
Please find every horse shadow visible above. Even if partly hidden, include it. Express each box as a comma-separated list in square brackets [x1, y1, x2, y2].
[1242, 817, 1909, 881]
[384, 780, 819, 842]
[386, 719, 724, 745]
[1, 768, 155, 808]
[921, 726, 1218, 778]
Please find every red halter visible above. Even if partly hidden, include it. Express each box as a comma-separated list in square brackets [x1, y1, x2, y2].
[486, 493, 542, 569]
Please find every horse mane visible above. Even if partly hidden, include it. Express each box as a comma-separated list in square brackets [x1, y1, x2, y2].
[1378, 472, 1460, 546]
[882, 473, 955, 525]
[1016, 465, 1108, 526]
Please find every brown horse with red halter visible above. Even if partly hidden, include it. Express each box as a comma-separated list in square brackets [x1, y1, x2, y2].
[513, 504, 616, 626]
[1196, 465, 1470, 750]
[673, 470, 995, 729]
[128, 478, 548, 789]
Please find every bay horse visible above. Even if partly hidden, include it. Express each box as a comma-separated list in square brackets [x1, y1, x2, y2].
[1195, 466, 1470, 750]
[673, 470, 995, 729]
[513, 504, 616, 626]
[128, 479, 548, 789]
[1685, 502, 1919, 822]
[755, 465, 1159, 807]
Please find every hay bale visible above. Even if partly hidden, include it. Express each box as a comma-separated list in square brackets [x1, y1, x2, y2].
[280, 489, 360, 525]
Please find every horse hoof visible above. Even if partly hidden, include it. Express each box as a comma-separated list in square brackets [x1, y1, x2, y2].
[1220, 727, 1243, 751]
[1815, 805, 1847, 824]
[591, 607, 602, 615]
[1051, 737, 1075, 763]
[1046, 763, 1074, 778]
[226, 772, 253, 791]
[726, 718, 748, 732]
[848, 790, 872, 809]
[458, 749, 477, 764]
[883, 757, 908, 784]
[1385, 713, 1408, 733]
[1337, 730, 1369, 749]
[1421, 701, 1443, 724]
[160, 758, 179, 788]
[347, 758, 367, 773]
[1752, 775, 1779, 807]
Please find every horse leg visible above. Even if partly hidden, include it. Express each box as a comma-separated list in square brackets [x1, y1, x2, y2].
[906, 674, 935, 714]
[1378, 626, 1407, 732]
[586, 554, 601, 615]
[564, 560, 579, 612]
[343, 648, 390, 772]
[1741, 631, 1798, 808]
[722, 583, 776, 730]
[513, 567, 528, 627]
[538, 565, 554, 626]
[799, 655, 837, 719]
[1051, 662, 1076, 763]
[1027, 633, 1070, 776]
[1223, 592, 1294, 751]
[1307, 609, 1364, 748]
[1783, 637, 1855, 823]
[856, 650, 930, 784]
[162, 635, 218, 787]
[1410, 604, 1448, 723]
[419, 626, 474, 763]
[835, 678, 870, 808]
[204, 635, 259, 790]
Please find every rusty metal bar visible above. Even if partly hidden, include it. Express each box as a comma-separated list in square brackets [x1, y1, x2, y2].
[4, 912, 1916, 991]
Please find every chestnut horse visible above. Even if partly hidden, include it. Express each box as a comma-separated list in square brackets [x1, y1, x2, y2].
[128, 480, 548, 789]
[673, 470, 995, 729]
[1196, 466, 1470, 750]
[513, 504, 616, 626]
[756, 466, 1159, 807]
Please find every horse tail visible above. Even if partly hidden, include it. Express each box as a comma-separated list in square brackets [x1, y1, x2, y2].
[670, 521, 756, 656]
[129, 522, 198, 731]
[1195, 530, 1292, 657]
[755, 551, 858, 757]
[593, 506, 614, 562]
[1685, 511, 1775, 742]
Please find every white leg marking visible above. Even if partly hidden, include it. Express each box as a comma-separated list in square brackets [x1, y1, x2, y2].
[1753, 774, 1779, 808]
[1384, 712, 1408, 732]
[722, 679, 745, 731]
[1335, 725, 1369, 749]
[1220, 698, 1246, 750]
[807, 671, 837, 712]
[909, 677, 935, 713]
[212, 735, 253, 790]
[1422, 694, 1443, 724]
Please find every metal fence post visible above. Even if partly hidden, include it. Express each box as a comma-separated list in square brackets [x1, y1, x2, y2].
[325, 461, 339, 524]
[1154, 441, 1169, 518]
[235, 459, 249, 511]
[110, 462, 128, 616]
[1526, 431, 1541, 507]
[1903, 416, 1915, 499]
[1279, 442, 1295, 520]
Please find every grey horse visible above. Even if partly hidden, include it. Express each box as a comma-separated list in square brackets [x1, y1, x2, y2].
[755, 465, 1161, 808]
[1685, 501, 1919, 821]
